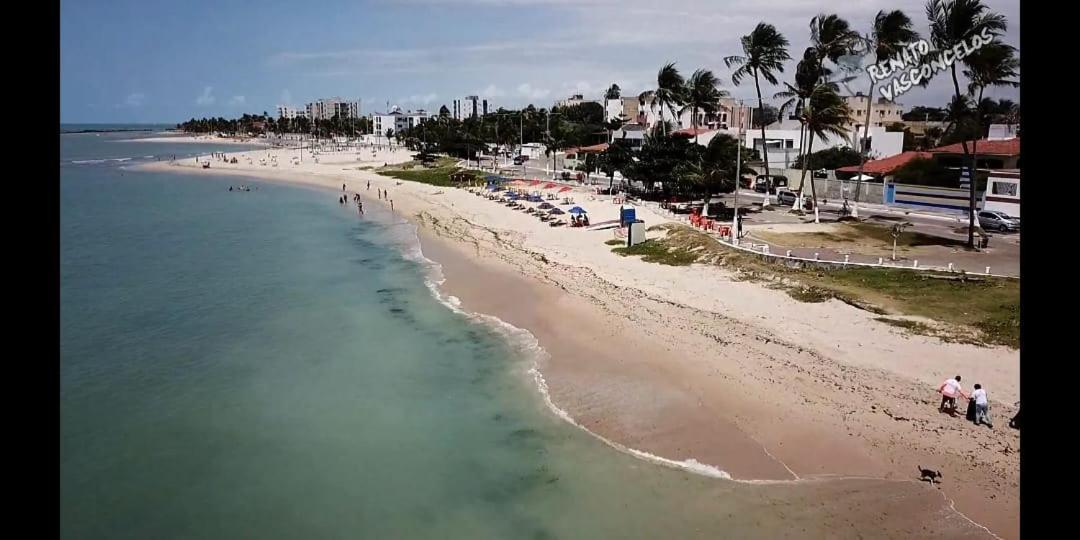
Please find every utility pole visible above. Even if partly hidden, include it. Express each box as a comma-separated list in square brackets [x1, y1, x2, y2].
[733, 102, 750, 246]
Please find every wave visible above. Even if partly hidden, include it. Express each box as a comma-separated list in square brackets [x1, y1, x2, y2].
[69, 157, 133, 165]
[392, 218, 746, 482]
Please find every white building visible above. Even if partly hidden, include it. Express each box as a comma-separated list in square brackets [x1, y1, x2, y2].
[555, 94, 600, 109]
[744, 118, 905, 168]
[636, 94, 751, 133]
[370, 106, 430, 136]
[276, 105, 307, 119]
[453, 95, 489, 120]
[305, 97, 361, 121]
[603, 97, 640, 124]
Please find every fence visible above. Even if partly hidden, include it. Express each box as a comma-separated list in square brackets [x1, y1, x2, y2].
[633, 199, 1017, 279]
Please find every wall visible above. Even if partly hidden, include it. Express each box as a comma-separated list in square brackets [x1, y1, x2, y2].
[781, 169, 885, 202]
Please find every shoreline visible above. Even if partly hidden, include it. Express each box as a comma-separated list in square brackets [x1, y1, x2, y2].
[133, 145, 1019, 538]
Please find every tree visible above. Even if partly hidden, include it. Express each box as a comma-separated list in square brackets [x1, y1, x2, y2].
[776, 47, 827, 201]
[605, 84, 621, 100]
[751, 104, 779, 128]
[681, 69, 727, 145]
[794, 82, 852, 214]
[851, 10, 919, 216]
[903, 105, 948, 121]
[695, 133, 754, 214]
[964, 41, 1019, 205]
[792, 146, 862, 170]
[598, 139, 633, 192]
[652, 63, 687, 133]
[439, 105, 450, 118]
[926, 0, 1008, 248]
[725, 23, 791, 205]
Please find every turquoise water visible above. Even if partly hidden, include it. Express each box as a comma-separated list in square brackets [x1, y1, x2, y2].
[60, 134, 964, 539]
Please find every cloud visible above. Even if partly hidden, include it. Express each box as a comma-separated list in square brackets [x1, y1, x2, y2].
[516, 83, 550, 100]
[267, 0, 1019, 108]
[402, 93, 439, 105]
[196, 86, 215, 106]
[477, 84, 505, 98]
[229, 95, 246, 106]
[122, 92, 145, 108]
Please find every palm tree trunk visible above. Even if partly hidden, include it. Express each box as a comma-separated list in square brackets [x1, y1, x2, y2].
[754, 74, 771, 205]
[852, 82, 875, 217]
[797, 131, 815, 212]
[793, 117, 807, 210]
[807, 131, 819, 217]
[949, 64, 975, 249]
[972, 87, 985, 237]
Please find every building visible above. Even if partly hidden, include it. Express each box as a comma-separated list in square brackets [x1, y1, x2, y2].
[453, 96, 489, 120]
[555, 94, 599, 109]
[746, 118, 905, 169]
[276, 105, 307, 119]
[305, 97, 361, 121]
[843, 94, 904, 129]
[604, 97, 640, 124]
[927, 137, 1020, 170]
[370, 106, 430, 136]
[636, 94, 751, 133]
[609, 124, 647, 149]
[836, 151, 931, 181]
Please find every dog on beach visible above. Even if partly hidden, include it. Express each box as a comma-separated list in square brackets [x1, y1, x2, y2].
[917, 466, 943, 485]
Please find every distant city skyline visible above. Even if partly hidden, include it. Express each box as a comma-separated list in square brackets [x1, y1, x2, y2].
[61, 0, 1020, 123]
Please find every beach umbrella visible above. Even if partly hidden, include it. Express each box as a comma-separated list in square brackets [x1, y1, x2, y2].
[548, 208, 565, 215]
[568, 206, 587, 214]
[543, 182, 558, 189]
[529, 180, 542, 186]
[538, 202, 554, 209]
[557, 186, 572, 193]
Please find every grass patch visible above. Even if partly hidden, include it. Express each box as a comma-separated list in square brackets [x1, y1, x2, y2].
[376, 157, 473, 187]
[637, 224, 1019, 348]
[611, 239, 699, 266]
[604, 239, 625, 246]
[875, 317, 935, 333]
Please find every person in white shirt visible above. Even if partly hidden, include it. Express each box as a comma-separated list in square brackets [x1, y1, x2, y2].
[938, 375, 967, 414]
[971, 384, 992, 428]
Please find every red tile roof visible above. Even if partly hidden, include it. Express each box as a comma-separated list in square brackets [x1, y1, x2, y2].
[928, 137, 1020, 156]
[836, 151, 930, 175]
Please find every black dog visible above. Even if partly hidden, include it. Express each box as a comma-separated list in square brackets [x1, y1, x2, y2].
[918, 466, 943, 485]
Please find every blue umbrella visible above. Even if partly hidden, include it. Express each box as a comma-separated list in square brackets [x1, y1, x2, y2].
[568, 206, 587, 214]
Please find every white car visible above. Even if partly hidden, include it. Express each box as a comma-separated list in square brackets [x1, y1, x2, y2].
[978, 210, 1020, 232]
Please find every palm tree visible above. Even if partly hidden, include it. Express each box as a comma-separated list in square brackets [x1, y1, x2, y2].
[653, 63, 687, 134]
[774, 47, 826, 208]
[809, 14, 862, 73]
[851, 10, 919, 217]
[598, 139, 632, 193]
[964, 41, 1019, 216]
[605, 84, 621, 100]
[926, 0, 1008, 248]
[725, 23, 791, 201]
[681, 69, 728, 145]
[795, 82, 852, 217]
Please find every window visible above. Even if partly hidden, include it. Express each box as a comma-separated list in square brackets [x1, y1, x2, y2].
[991, 181, 1017, 196]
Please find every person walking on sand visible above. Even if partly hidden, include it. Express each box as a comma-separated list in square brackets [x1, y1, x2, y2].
[358, 201, 364, 214]
[390, 200, 394, 211]
[971, 384, 993, 428]
[367, 180, 370, 191]
[343, 183, 346, 191]
[939, 375, 967, 415]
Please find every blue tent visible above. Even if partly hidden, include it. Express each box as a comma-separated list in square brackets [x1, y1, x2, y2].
[568, 206, 587, 214]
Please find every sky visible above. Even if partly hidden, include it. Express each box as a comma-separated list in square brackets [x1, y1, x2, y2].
[60, 0, 1020, 124]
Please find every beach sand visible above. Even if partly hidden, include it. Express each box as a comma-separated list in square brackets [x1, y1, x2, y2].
[136, 140, 1019, 538]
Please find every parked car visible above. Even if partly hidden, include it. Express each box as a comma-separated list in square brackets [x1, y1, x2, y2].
[978, 210, 1020, 232]
[813, 169, 828, 179]
[776, 190, 798, 206]
[513, 155, 529, 165]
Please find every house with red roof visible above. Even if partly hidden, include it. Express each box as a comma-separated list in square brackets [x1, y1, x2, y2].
[836, 151, 930, 181]
[927, 137, 1020, 170]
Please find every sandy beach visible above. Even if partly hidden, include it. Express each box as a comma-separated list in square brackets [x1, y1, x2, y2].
[136, 139, 1019, 538]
